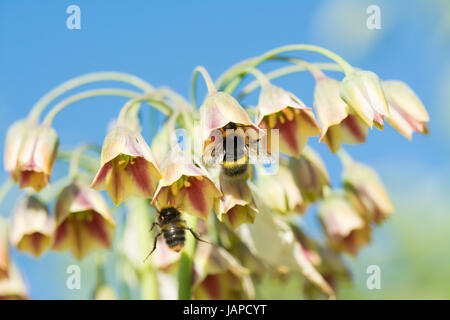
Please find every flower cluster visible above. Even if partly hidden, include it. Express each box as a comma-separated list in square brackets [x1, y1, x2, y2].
[0, 44, 429, 299]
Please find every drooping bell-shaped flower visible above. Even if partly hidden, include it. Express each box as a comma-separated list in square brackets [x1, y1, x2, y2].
[0, 264, 28, 300]
[91, 126, 161, 205]
[199, 91, 262, 171]
[314, 77, 368, 153]
[10, 196, 54, 258]
[256, 84, 320, 157]
[291, 225, 351, 298]
[319, 191, 371, 255]
[214, 174, 258, 230]
[152, 151, 222, 220]
[340, 70, 390, 129]
[254, 164, 305, 214]
[200, 91, 261, 154]
[383, 80, 429, 139]
[340, 151, 394, 224]
[236, 193, 335, 298]
[3, 120, 35, 181]
[52, 183, 115, 259]
[192, 242, 254, 300]
[12, 124, 59, 192]
[0, 219, 9, 280]
[288, 146, 330, 205]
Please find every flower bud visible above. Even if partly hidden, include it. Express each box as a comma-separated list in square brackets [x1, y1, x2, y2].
[383, 80, 429, 139]
[14, 124, 59, 192]
[10, 196, 54, 258]
[3, 120, 35, 180]
[152, 152, 221, 220]
[0, 219, 9, 280]
[254, 164, 305, 214]
[90, 126, 161, 205]
[256, 84, 320, 157]
[214, 174, 258, 230]
[314, 77, 368, 152]
[192, 242, 254, 300]
[291, 225, 351, 298]
[340, 70, 390, 128]
[288, 146, 330, 204]
[340, 152, 394, 224]
[319, 191, 371, 255]
[52, 183, 115, 259]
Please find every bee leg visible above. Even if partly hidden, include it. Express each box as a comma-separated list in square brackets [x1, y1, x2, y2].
[150, 221, 160, 232]
[185, 228, 211, 244]
[143, 232, 162, 262]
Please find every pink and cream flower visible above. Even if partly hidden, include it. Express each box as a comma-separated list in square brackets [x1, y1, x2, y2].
[256, 84, 320, 157]
[314, 77, 368, 153]
[7, 123, 59, 192]
[10, 196, 54, 258]
[91, 126, 161, 205]
[319, 191, 371, 256]
[214, 174, 258, 230]
[52, 183, 115, 259]
[152, 152, 221, 220]
[383, 80, 429, 139]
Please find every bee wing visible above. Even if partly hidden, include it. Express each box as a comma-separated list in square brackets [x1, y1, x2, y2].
[202, 141, 225, 166]
[246, 139, 259, 164]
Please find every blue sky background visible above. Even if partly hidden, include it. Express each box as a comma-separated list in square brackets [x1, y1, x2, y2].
[1, 0, 449, 299]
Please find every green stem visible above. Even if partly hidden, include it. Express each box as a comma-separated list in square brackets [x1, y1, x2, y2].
[244, 67, 271, 87]
[116, 94, 173, 127]
[236, 62, 342, 100]
[69, 144, 101, 180]
[177, 214, 198, 300]
[28, 72, 154, 122]
[0, 179, 14, 208]
[140, 267, 160, 300]
[57, 150, 99, 173]
[191, 66, 217, 109]
[43, 89, 141, 126]
[216, 44, 353, 92]
[157, 88, 195, 135]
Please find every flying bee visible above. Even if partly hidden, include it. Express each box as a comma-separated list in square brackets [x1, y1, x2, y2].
[144, 206, 209, 262]
[203, 122, 259, 179]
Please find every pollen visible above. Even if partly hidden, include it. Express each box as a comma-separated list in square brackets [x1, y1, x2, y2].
[170, 183, 178, 196]
[184, 180, 191, 187]
[170, 244, 185, 252]
[268, 114, 277, 128]
[283, 108, 295, 121]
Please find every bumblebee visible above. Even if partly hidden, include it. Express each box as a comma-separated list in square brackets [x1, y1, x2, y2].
[144, 206, 208, 261]
[203, 122, 258, 179]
